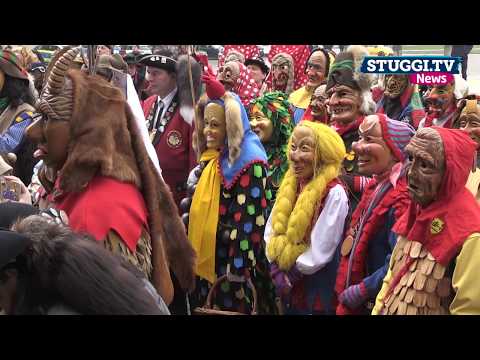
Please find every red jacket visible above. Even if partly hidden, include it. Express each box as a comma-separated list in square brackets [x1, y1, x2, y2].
[142, 95, 197, 212]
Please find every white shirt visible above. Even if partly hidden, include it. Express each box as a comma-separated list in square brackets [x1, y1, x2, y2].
[126, 75, 163, 178]
[155, 87, 178, 124]
[264, 184, 349, 275]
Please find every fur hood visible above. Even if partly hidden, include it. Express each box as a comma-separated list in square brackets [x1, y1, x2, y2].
[53, 69, 196, 294]
[176, 55, 202, 126]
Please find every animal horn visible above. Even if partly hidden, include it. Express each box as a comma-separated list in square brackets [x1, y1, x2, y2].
[45, 46, 80, 95]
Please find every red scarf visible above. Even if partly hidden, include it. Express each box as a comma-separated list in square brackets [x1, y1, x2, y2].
[302, 106, 329, 124]
[335, 167, 410, 315]
[393, 127, 480, 266]
[50, 176, 148, 253]
[423, 103, 457, 129]
[332, 115, 364, 136]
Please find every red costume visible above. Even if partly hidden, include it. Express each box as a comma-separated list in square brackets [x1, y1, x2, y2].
[143, 95, 197, 210]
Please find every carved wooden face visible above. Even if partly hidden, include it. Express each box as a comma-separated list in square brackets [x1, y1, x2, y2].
[405, 129, 445, 207]
[305, 51, 327, 89]
[384, 74, 409, 98]
[289, 126, 316, 181]
[271, 55, 292, 90]
[352, 115, 396, 176]
[326, 85, 362, 125]
[203, 102, 226, 150]
[249, 105, 273, 143]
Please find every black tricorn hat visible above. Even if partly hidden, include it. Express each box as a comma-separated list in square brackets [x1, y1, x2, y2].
[0, 230, 31, 269]
[139, 53, 177, 73]
[245, 57, 269, 75]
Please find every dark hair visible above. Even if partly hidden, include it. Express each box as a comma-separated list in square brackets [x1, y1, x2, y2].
[0, 202, 38, 230]
[304, 48, 331, 77]
[11, 216, 163, 315]
[0, 74, 35, 107]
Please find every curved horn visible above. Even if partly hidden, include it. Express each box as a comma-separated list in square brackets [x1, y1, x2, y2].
[44, 46, 80, 95]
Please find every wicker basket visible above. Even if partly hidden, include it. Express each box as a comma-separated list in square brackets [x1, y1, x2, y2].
[193, 275, 258, 315]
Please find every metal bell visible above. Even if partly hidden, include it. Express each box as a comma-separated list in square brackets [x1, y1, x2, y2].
[180, 197, 192, 212]
[221, 229, 231, 244]
[181, 213, 189, 227]
[187, 183, 197, 196]
[194, 166, 203, 178]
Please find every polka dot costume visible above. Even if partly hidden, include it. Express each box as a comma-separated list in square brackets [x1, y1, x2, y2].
[189, 163, 277, 314]
[218, 45, 261, 68]
[266, 45, 311, 91]
[232, 63, 261, 107]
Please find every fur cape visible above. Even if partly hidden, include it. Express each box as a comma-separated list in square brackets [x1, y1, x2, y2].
[51, 69, 197, 296]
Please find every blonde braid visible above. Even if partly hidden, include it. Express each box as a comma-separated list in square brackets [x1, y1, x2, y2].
[267, 122, 346, 270]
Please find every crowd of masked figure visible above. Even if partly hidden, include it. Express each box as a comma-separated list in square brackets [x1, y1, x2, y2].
[0, 44, 479, 315]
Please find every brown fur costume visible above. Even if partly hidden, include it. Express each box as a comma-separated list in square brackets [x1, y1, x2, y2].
[36, 47, 196, 298]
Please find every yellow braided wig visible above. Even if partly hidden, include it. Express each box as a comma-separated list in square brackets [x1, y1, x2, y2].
[266, 121, 346, 270]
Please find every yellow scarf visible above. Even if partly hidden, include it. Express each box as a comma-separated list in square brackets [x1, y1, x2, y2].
[188, 149, 221, 283]
[288, 86, 314, 110]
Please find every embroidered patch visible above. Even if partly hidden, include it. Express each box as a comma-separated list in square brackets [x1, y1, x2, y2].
[430, 218, 444, 235]
[15, 111, 33, 123]
[166, 130, 182, 149]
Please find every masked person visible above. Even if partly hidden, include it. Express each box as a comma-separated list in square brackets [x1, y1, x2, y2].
[373, 127, 480, 315]
[335, 114, 415, 315]
[289, 48, 334, 124]
[302, 84, 329, 124]
[249, 91, 294, 204]
[325, 45, 376, 209]
[216, 60, 261, 108]
[141, 49, 201, 211]
[268, 52, 295, 95]
[264, 121, 349, 315]
[265, 45, 311, 96]
[179, 75, 276, 315]
[455, 97, 480, 202]
[0, 49, 38, 185]
[374, 74, 425, 129]
[25, 47, 196, 306]
[418, 75, 468, 129]
[218, 45, 260, 68]
[0, 210, 169, 315]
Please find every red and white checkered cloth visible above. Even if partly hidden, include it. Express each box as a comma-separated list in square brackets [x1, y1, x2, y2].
[218, 45, 261, 68]
[267, 45, 311, 91]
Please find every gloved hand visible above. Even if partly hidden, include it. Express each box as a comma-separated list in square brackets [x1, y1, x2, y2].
[270, 263, 290, 297]
[339, 282, 369, 310]
[270, 263, 303, 298]
[193, 53, 214, 75]
[286, 265, 303, 283]
[202, 73, 225, 100]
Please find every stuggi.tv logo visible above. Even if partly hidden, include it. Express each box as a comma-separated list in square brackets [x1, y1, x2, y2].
[361, 56, 462, 85]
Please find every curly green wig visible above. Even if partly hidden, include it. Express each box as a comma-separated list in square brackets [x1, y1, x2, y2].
[249, 91, 294, 189]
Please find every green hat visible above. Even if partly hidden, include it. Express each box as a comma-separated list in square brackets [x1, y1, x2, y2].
[0, 49, 29, 80]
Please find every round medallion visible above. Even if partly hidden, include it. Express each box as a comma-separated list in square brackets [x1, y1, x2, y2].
[166, 130, 183, 149]
[341, 235, 354, 257]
